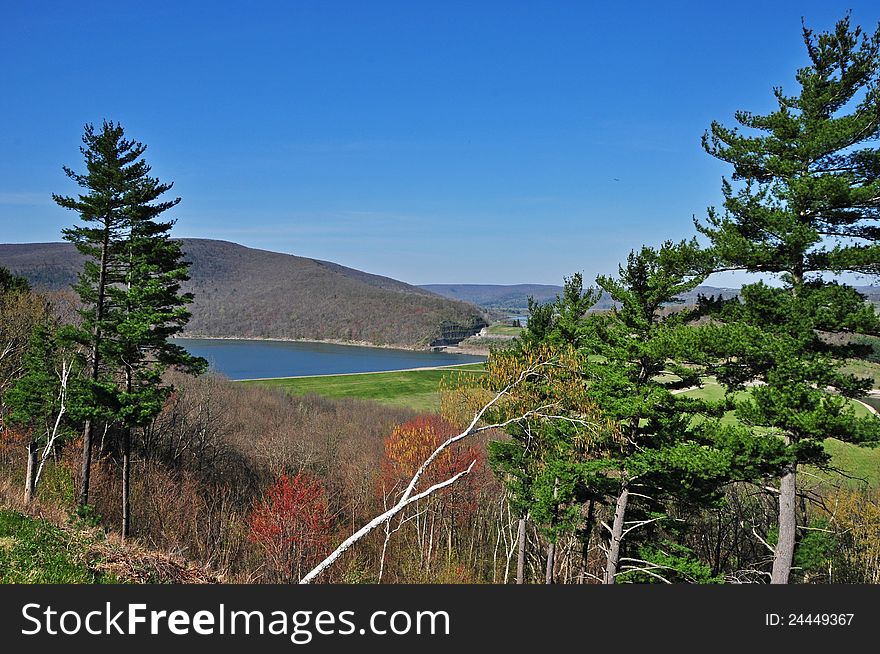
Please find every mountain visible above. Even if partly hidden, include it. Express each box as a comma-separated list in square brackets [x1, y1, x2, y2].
[419, 284, 563, 313]
[421, 283, 742, 313]
[0, 240, 488, 347]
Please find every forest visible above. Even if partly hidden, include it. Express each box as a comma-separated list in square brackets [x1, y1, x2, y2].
[1, 15, 880, 585]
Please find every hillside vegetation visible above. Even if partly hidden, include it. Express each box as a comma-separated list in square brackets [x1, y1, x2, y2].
[0, 510, 113, 583]
[0, 240, 488, 347]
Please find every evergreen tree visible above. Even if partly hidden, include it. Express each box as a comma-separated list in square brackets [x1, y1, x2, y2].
[698, 16, 880, 583]
[0, 267, 30, 294]
[583, 241, 741, 583]
[55, 121, 144, 508]
[488, 290, 619, 584]
[109, 198, 206, 538]
[55, 120, 206, 528]
[0, 268, 37, 391]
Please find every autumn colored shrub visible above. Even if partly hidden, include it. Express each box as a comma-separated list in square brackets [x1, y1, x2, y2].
[248, 472, 332, 582]
[375, 415, 496, 580]
[381, 416, 477, 494]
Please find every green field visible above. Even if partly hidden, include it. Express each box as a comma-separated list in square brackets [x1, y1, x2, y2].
[0, 510, 116, 583]
[821, 438, 880, 488]
[840, 359, 880, 388]
[485, 323, 523, 337]
[245, 364, 486, 412]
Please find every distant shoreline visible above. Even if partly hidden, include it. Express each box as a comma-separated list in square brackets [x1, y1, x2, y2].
[172, 334, 491, 357]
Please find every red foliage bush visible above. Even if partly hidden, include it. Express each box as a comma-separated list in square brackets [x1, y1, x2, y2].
[248, 472, 332, 582]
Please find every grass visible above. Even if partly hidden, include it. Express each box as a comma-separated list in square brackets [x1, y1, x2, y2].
[840, 359, 880, 389]
[0, 509, 116, 583]
[485, 323, 523, 337]
[820, 439, 880, 488]
[245, 363, 486, 412]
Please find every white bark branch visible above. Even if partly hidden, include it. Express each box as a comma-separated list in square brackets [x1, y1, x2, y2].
[300, 460, 475, 584]
[34, 357, 72, 490]
[752, 526, 776, 555]
[621, 517, 664, 538]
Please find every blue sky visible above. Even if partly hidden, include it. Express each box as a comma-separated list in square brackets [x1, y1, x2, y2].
[1, 1, 878, 286]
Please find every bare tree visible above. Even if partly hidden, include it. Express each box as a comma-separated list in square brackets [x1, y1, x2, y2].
[31, 356, 74, 497]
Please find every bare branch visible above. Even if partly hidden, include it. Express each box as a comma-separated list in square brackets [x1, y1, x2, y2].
[752, 526, 776, 554]
[621, 517, 665, 538]
[34, 357, 72, 490]
[299, 460, 475, 584]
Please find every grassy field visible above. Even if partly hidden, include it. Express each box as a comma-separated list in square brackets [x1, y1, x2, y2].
[0, 510, 116, 583]
[245, 363, 486, 412]
[485, 323, 523, 337]
[821, 439, 880, 488]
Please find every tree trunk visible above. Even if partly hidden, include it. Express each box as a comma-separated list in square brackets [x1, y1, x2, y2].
[78, 234, 110, 509]
[579, 499, 596, 583]
[122, 427, 131, 540]
[545, 477, 560, 584]
[24, 441, 38, 503]
[545, 541, 555, 584]
[78, 420, 97, 508]
[516, 515, 527, 584]
[122, 370, 132, 540]
[603, 485, 629, 585]
[771, 462, 797, 584]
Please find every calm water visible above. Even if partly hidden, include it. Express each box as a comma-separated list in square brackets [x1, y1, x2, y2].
[175, 338, 486, 380]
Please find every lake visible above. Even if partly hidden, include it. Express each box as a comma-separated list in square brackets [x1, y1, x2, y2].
[174, 338, 486, 380]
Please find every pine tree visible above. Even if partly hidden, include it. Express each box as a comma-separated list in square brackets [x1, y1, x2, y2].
[55, 120, 205, 526]
[583, 241, 745, 583]
[489, 276, 614, 583]
[0, 268, 47, 399]
[55, 121, 143, 508]
[488, 294, 619, 584]
[698, 16, 880, 583]
[0, 267, 30, 294]
[111, 212, 206, 538]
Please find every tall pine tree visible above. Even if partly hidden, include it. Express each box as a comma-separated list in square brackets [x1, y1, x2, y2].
[110, 199, 206, 538]
[55, 121, 205, 526]
[584, 242, 743, 583]
[698, 16, 880, 583]
[55, 121, 134, 508]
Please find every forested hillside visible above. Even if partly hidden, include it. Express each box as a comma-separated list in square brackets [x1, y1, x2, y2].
[0, 240, 488, 346]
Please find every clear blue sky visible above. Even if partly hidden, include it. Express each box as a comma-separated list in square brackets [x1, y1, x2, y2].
[1, 1, 878, 286]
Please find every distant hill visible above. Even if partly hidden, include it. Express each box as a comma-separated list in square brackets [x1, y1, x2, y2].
[419, 284, 563, 313]
[0, 240, 487, 347]
[420, 283, 743, 313]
